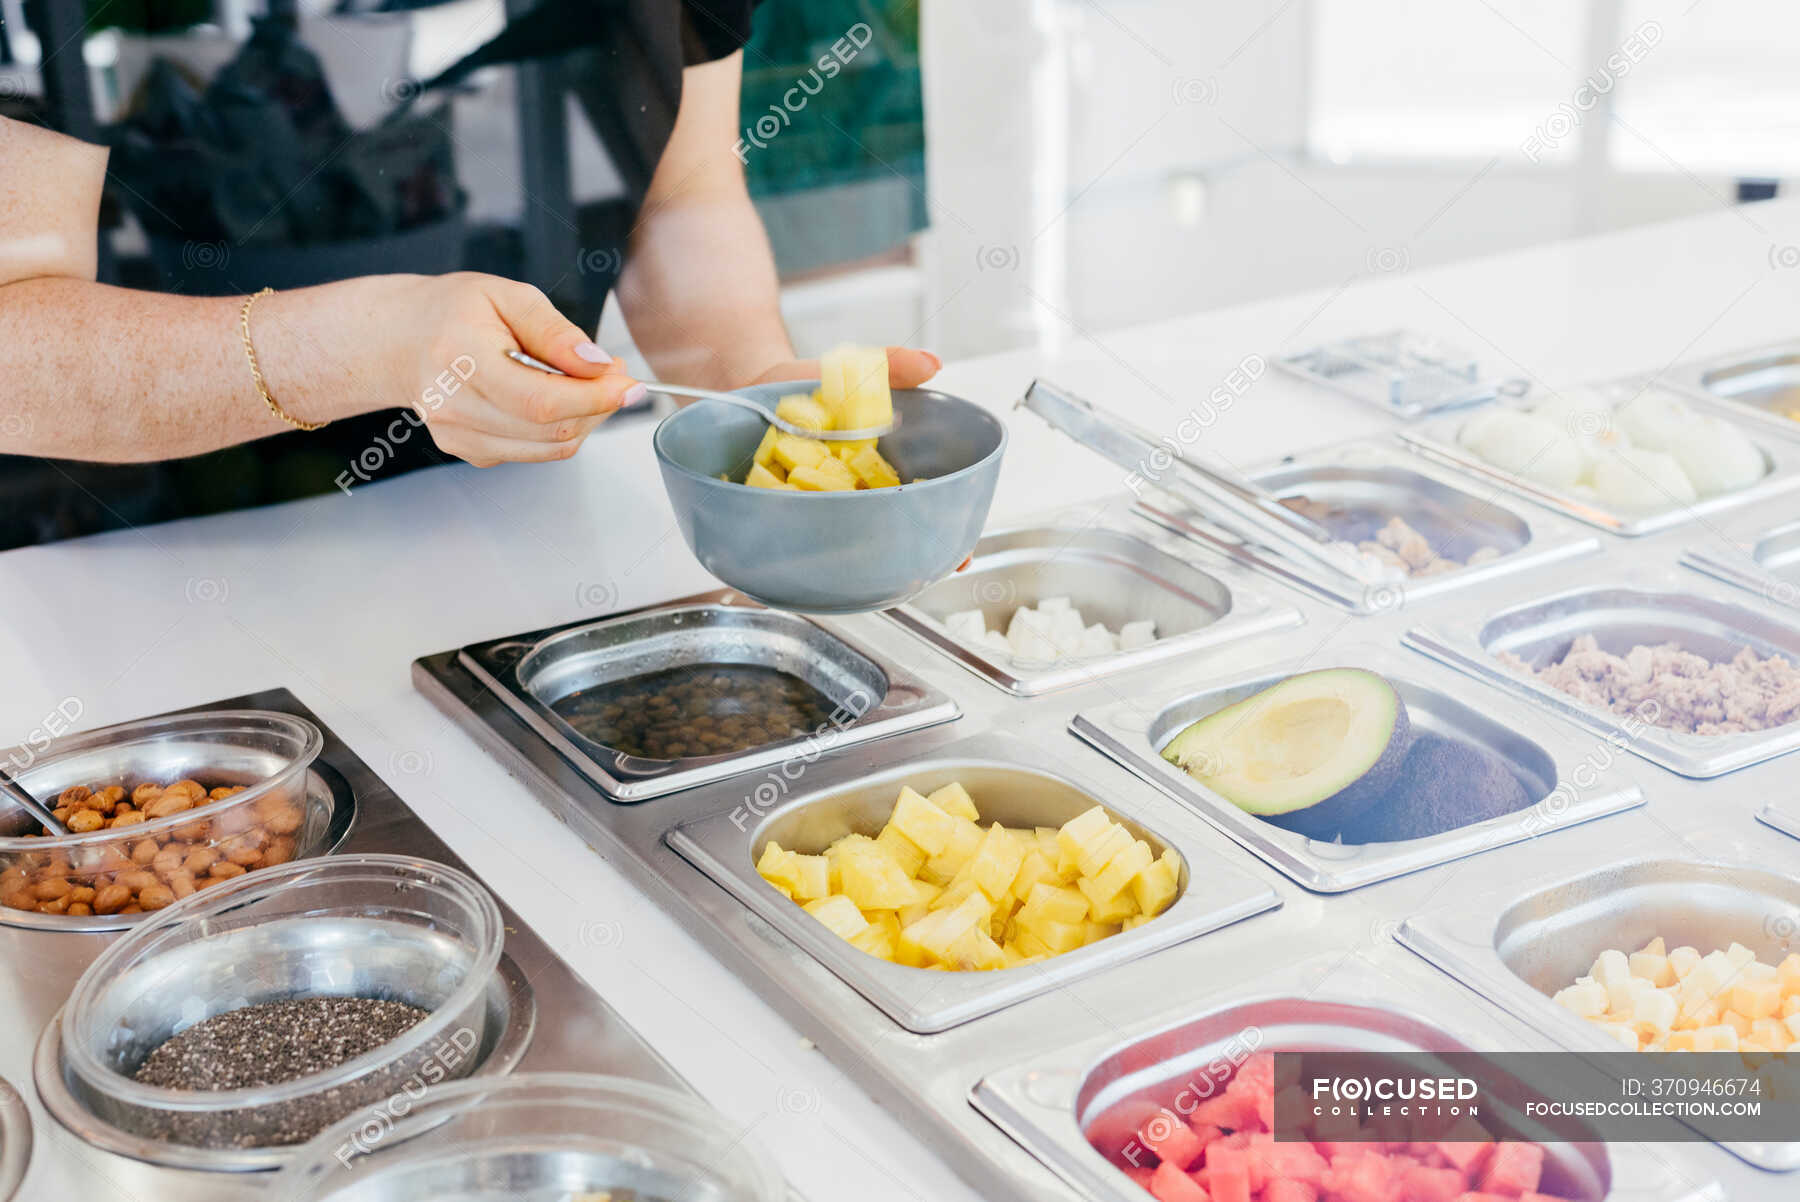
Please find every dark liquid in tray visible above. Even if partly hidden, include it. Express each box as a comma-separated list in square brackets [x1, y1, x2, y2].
[551, 664, 842, 759]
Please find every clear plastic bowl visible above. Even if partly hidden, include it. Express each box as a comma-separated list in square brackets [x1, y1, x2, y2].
[279, 1073, 787, 1202]
[61, 853, 505, 1150]
[0, 710, 327, 928]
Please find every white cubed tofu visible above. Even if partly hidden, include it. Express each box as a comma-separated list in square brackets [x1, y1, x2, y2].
[1006, 606, 1049, 642]
[1035, 596, 1072, 613]
[1009, 624, 1061, 661]
[945, 609, 988, 642]
[978, 629, 1013, 657]
[1118, 619, 1156, 649]
[1048, 607, 1086, 642]
[1554, 981, 1608, 1018]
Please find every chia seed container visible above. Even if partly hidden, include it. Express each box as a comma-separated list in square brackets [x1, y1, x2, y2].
[58, 854, 504, 1152]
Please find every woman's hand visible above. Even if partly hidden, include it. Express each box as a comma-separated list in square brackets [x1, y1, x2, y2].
[359, 272, 644, 467]
[744, 346, 942, 391]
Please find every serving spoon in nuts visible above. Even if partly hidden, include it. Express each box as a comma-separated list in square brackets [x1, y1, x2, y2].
[0, 767, 68, 835]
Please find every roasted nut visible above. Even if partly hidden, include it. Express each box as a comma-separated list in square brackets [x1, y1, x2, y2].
[144, 793, 193, 820]
[150, 845, 186, 876]
[209, 786, 235, 801]
[94, 785, 126, 811]
[182, 847, 220, 875]
[119, 904, 142, 915]
[263, 804, 303, 835]
[117, 870, 158, 892]
[36, 896, 69, 914]
[1, 890, 35, 911]
[168, 871, 197, 900]
[110, 810, 147, 827]
[31, 877, 72, 901]
[0, 869, 23, 895]
[65, 902, 92, 917]
[263, 836, 296, 867]
[57, 785, 91, 807]
[209, 861, 247, 880]
[50, 807, 71, 825]
[131, 782, 164, 806]
[67, 884, 95, 904]
[130, 840, 159, 865]
[92, 884, 131, 914]
[137, 883, 174, 910]
[66, 809, 105, 834]
[173, 818, 211, 843]
[224, 841, 264, 867]
[166, 780, 206, 802]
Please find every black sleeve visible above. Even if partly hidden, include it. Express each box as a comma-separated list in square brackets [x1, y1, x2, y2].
[680, 0, 755, 65]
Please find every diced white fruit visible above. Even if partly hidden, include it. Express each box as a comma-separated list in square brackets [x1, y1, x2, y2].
[1009, 624, 1060, 661]
[1006, 606, 1049, 640]
[1629, 951, 1674, 987]
[945, 610, 988, 642]
[1554, 981, 1608, 1018]
[1592, 948, 1632, 992]
[1634, 989, 1677, 1033]
[1119, 620, 1156, 649]
[1726, 942, 1758, 971]
[1077, 624, 1118, 656]
[1669, 946, 1702, 978]
[978, 629, 1013, 656]
[1597, 1022, 1640, 1050]
[1036, 596, 1072, 613]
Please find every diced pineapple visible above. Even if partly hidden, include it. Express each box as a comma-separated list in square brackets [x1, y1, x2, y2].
[1019, 915, 1086, 955]
[1077, 874, 1139, 924]
[901, 890, 990, 960]
[1082, 838, 1154, 905]
[873, 824, 928, 877]
[745, 462, 788, 489]
[1075, 823, 1136, 880]
[1130, 849, 1181, 917]
[790, 853, 830, 901]
[1082, 920, 1123, 946]
[925, 817, 984, 882]
[756, 842, 799, 893]
[820, 344, 893, 433]
[837, 843, 917, 910]
[1055, 806, 1113, 874]
[1009, 849, 1057, 901]
[888, 786, 955, 855]
[847, 445, 902, 489]
[752, 425, 782, 468]
[803, 895, 869, 940]
[928, 781, 980, 821]
[788, 457, 856, 491]
[941, 924, 1007, 971]
[966, 822, 1026, 901]
[772, 433, 830, 472]
[831, 437, 877, 461]
[1019, 881, 1089, 926]
[775, 394, 833, 432]
[848, 911, 901, 959]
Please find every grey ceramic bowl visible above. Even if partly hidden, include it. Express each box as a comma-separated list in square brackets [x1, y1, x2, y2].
[654, 381, 1007, 613]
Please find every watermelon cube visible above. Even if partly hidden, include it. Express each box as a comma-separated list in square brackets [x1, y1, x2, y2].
[1192, 1091, 1259, 1133]
[1452, 1194, 1514, 1202]
[1265, 1181, 1320, 1202]
[1328, 1153, 1401, 1202]
[1205, 1144, 1252, 1202]
[1122, 1164, 1155, 1187]
[1477, 1143, 1544, 1197]
[1138, 1109, 1205, 1170]
[1436, 1137, 1493, 1184]
[1400, 1163, 1467, 1202]
[1252, 1141, 1329, 1186]
[1148, 1160, 1210, 1202]
[1312, 1106, 1363, 1143]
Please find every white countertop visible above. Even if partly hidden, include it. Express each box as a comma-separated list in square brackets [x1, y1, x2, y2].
[6, 198, 1800, 1200]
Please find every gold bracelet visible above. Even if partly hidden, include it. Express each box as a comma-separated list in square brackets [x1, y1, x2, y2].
[239, 287, 327, 432]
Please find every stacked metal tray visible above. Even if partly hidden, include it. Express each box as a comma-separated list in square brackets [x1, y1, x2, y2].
[1132, 437, 1602, 614]
[0, 689, 703, 1201]
[1667, 341, 1800, 445]
[414, 538, 1783, 1202]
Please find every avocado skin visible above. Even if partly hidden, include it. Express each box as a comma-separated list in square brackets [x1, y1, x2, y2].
[1343, 732, 1532, 844]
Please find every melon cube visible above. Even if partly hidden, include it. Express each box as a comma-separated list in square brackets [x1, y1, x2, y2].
[1082, 920, 1122, 946]
[1729, 979, 1782, 1020]
[1694, 1024, 1739, 1051]
[1665, 1030, 1699, 1051]
[928, 781, 981, 821]
[1629, 951, 1674, 987]
[1633, 989, 1677, 1034]
[1552, 981, 1607, 1018]
[802, 895, 868, 940]
[847, 446, 902, 489]
[888, 787, 955, 855]
[1726, 942, 1758, 970]
[1778, 954, 1800, 994]
[771, 433, 829, 472]
[1667, 945, 1702, 979]
[1591, 948, 1631, 991]
[1783, 1013, 1800, 1043]
[1751, 1017, 1787, 1048]
[774, 394, 833, 432]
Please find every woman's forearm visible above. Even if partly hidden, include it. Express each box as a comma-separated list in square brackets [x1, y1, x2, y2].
[0, 275, 405, 462]
[618, 185, 795, 390]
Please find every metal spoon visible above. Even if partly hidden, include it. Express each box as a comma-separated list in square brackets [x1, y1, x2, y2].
[505, 350, 899, 441]
[0, 767, 67, 835]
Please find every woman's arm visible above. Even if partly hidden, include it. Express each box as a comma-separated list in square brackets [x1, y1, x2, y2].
[0, 118, 641, 465]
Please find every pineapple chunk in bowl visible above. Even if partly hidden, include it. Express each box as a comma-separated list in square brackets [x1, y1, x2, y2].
[653, 380, 1007, 614]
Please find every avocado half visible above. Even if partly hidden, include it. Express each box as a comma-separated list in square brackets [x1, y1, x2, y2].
[1345, 733, 1532, 844]
[1161, 667, 1411, 841]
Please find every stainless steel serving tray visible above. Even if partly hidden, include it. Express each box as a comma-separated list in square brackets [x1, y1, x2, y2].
[973, 953, 1720, 1202]
[1070, 645, 1643, 893]
[1682, 510, 1800, 615]
[458, 591, 959, 802]
[1398, 854, 1800, 1171]
[666, 730, 1280, 1033]
[1133, 438, 1601, 614]
[0, 1078, 27, 1202]
[1398, 379, 1800, 537]
[1762, 801, 1800, 843]
[0, 688, 705, 1202]
[1667, 341, 1800, 444]
[881, 523, 1304, 697]
[1404, 572, 1800, 778]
